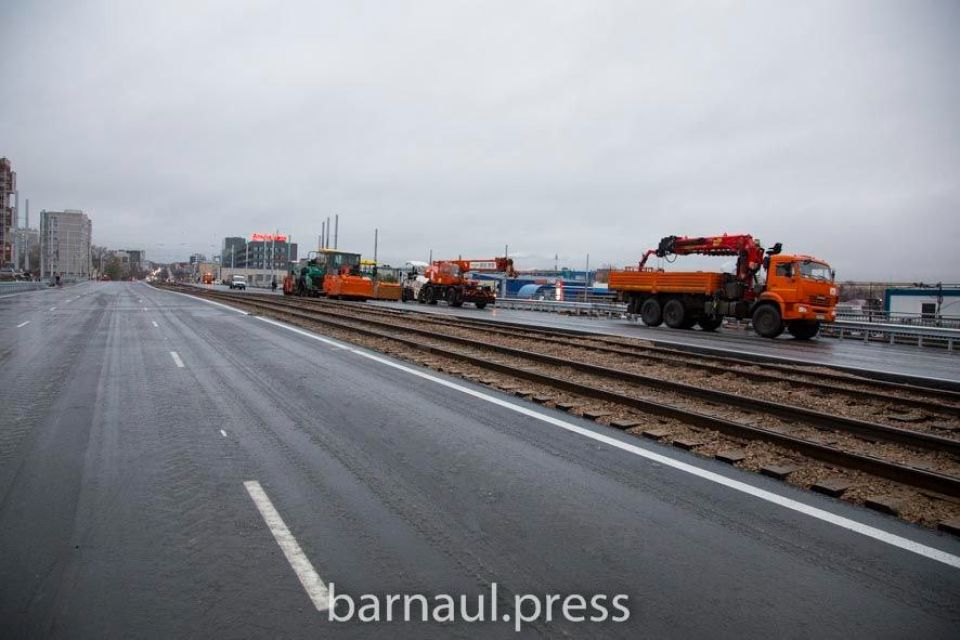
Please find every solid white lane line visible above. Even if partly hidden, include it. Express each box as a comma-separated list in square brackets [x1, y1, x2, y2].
[16, 321, 30, 328]
[152, 321, 159, 328]
[220, 429, 227, 438]
[169, 351, 185, 368]
[255, 315, 960, 570]
[256, 316, 351, 349]
[244, 480, 329, 611]
[160, 288, 249, 315]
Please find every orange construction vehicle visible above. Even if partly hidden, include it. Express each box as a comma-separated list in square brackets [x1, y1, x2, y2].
[201, 272, 215, 285]
[360, 260, 403, 301]
[607, 234, 837, 339]
[414, 258, 505, 309]
[282, 249, 374, 300]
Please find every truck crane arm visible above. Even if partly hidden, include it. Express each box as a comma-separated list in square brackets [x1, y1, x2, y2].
[441, 257, 517, 278]
[637, 234, 781, 284]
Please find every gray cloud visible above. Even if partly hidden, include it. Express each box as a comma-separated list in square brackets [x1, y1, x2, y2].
[2, 0, 958, 281]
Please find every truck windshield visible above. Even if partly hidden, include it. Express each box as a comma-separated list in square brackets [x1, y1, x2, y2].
[799, 261, 832, 281]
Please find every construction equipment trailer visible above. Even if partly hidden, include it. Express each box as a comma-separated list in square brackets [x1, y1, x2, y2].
[607, 234, 838, 339]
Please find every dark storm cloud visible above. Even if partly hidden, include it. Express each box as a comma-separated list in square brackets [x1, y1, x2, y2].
[1, 0, 957, 280]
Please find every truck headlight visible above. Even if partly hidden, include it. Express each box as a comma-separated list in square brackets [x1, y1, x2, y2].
[798, 305, 808, 313]
[830, 287, 837, 296]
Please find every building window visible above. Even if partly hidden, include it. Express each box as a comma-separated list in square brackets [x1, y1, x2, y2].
[921, 303, 936, 318]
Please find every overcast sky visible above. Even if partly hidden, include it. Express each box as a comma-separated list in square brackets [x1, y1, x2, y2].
[2, 0, 958, 281]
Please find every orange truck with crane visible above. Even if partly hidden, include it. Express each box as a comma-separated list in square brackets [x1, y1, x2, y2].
[607, 234, 838, 339]
[407, 257, 515, 309]
[283, 249, 374, 300]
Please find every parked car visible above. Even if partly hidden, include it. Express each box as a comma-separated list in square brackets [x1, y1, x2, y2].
[228, 274, 247, 290]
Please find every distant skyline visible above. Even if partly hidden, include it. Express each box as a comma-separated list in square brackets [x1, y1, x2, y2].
[1, 0, 958, 280]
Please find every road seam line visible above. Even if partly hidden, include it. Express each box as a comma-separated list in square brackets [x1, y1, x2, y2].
[244, 480, 329, 611]
[169, 351, 185, 368]
[247, 313, 960, 570]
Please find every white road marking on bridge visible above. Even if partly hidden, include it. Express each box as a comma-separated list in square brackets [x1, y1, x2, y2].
[169, 351, 185, 368]
[220, 429, 227, 437]
[49, 306, 56, 311]
[162, 288, 250, 314]
[247, 315, 960, 570]
[16, 321, 30, 328]
[256, 316, 351, 349]
[244, 480, 329, 611]
[152, 320, 159, 328]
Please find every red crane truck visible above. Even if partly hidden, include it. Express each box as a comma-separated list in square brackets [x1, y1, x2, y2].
[607, 234, 838, 339]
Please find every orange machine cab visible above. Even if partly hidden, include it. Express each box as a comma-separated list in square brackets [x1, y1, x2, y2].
[761, 254, 837, 323]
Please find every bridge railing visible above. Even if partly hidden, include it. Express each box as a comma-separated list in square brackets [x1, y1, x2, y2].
[492, 298, 960, 350]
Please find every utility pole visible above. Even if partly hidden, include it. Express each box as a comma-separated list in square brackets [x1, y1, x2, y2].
[326, 216, 331, 248]
[24, 199, 30, 273]
[334, 214, 339, 249]
[584, 253, 590, 302]
[39, 210, 45, 280]
[320, 222, 325, 249]
[373, 228, 378, 264]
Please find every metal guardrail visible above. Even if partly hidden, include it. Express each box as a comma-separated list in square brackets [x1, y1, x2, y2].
[497, 297, 625, 315]
[495, 297, 960, 350]
[0, 281, 47, 295]
[821, 320, 959, 350]
[835, 310, 960, 329]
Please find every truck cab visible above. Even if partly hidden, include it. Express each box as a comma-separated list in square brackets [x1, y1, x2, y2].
[754, 254, 838, 338]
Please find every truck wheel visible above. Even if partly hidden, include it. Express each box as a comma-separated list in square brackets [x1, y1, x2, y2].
[475, 301, 487, 309]
[640, 298, 663, 327]
[417, 287, 428, 304]
[698, 316, 723, 331]
[663, 298, 687, 329]
[752, 305, 784, 338]
[445, 287, 459, 305]
[787, 320, 820, 340]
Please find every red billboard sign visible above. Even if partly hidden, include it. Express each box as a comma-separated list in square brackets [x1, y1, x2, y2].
[250, 233, 288, 242]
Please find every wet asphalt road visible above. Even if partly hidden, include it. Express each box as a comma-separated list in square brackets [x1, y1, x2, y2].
[0, 282, 958, 638]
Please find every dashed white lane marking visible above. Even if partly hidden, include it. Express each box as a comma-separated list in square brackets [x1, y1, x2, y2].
[169, 351, 185, 368]
[251, 314, 960, 570]
[17, 321, 30, 328]
[49, 306, 56, 311]
[244, 480, 329, 611]
[220, 429, 228, 438]
[152, 320, 159, 328]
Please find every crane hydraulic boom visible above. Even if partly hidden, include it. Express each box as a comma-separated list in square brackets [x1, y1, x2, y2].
[638, 234, 781, 288]
[446, 257, 517, 278]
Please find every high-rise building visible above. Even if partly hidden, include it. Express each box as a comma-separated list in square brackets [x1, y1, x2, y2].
[243, 239, 298, 270]
[40, 209, 92, 278]
[0, 158, 15, 266]
[222, 236, 246, 268]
